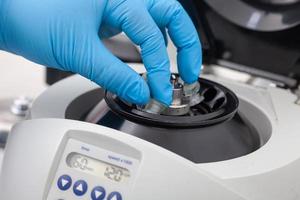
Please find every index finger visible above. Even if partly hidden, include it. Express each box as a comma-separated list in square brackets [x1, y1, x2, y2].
[147, 0, 202, 84]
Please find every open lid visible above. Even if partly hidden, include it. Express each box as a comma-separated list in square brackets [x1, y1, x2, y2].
[180, 0, 300, 88]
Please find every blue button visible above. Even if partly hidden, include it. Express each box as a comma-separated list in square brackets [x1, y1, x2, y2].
[73, 180, 88, 196]
[57, 175, 72, 191]
[107, 192, 122, 200]
[91, 186, 106, 200]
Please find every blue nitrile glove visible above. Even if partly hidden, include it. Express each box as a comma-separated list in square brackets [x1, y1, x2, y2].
[0, 0, 202, 106]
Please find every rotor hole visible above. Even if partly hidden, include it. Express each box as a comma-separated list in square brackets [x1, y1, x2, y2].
[212, 97, 226, 110]
[203, 88, 218, 102]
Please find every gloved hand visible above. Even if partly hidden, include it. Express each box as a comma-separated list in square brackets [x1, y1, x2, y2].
[0, 0, 202, 106]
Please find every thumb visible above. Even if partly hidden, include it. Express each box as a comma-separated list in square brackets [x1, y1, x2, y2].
[72, 35, 150, 105]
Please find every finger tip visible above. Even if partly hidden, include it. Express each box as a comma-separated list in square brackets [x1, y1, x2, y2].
[152, 84, 173, 106]
[123, 78, 150, 105]
[179, 63, 202, 84]
[178, 49, 203, 84]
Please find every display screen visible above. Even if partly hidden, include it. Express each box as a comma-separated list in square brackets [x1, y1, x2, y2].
[66, 153, 130, 183]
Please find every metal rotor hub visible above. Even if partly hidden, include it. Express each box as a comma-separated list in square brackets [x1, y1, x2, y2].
[160, 75, 203, 116]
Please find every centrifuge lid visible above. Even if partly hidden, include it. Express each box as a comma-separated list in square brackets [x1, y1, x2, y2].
[204, 0, 300, 32]
[179, 0, 300, 85]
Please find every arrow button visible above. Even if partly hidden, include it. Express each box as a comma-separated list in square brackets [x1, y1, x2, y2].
[91, 186, 106, 200]
[57, 175, 72, 191]
[73, 180, 88, 196]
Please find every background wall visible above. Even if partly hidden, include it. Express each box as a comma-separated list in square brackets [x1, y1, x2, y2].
[0, 51, 47, 100]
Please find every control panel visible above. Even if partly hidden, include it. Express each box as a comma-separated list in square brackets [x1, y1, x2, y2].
[47, 139, 140, 200]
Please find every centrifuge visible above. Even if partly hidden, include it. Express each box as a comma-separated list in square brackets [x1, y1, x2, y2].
[0, 62, 299, 199]
[1, 0, 300, 199]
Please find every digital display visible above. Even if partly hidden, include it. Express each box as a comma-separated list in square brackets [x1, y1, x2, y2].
[66, 153, 130, 183]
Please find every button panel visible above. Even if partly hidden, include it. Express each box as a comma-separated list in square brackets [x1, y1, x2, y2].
[56, 175, 122, 200]
[47, 139, 137, 200]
